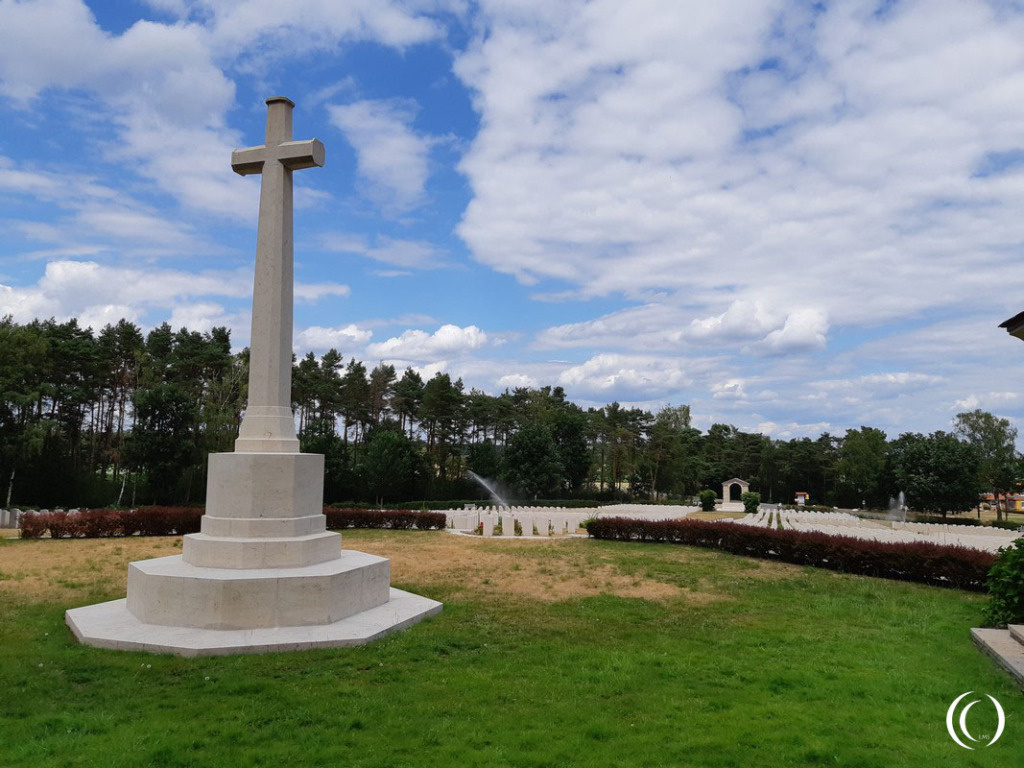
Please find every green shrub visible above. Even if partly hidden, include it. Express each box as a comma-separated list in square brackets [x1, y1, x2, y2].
[741, 491, 761, 514]
[909, 514, 981, 527]
[699, 490, 717, 512]
[983, 538, 1024, 627]
[988, 519, 1024, 531]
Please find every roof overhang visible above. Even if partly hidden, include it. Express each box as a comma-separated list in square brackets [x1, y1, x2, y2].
[999, 311, 1024, 341]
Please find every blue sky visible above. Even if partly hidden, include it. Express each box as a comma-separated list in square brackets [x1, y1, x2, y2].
[3, 0, 1024, 441]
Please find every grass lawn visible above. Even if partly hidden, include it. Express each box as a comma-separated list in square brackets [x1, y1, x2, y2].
[0, 530, 1020, 767]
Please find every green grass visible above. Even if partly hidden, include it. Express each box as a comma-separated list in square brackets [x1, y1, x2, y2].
[1, 534, 1021, 767]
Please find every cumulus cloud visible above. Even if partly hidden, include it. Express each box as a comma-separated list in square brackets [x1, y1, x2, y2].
[811, 372, 944, 397]
[168, 302, 241, 334]
[711, 379, 746, 400]
[557, 353, 691, 399]
[320, 232, 447, 269]
[453, 0, 1024, 331]
[496, 373, 538, 389]
[761, 308, 829, 354]
[200, 0, 442, 58]
[688, 301, 782, 342]
[328, 99, 436, 212]
[0, 2, 245, 216]
[0, 0, 446, 222]
[536, 303, 684, 350]
[0, 259, 251, 326]
[293, 282, 350, 302]
[295, 324, 373, 352]
[366, 324, 489, 360]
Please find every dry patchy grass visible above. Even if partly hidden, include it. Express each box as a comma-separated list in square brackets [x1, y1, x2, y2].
[0, 529, 813, 608]
[0, 531, 794, 607]
[338, 530, 786, 605]
[0, 537, 182, 604]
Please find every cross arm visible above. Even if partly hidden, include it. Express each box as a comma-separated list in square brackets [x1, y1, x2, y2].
[278, 139, 325, 170]
[231, 139, 325, 176]
[231, 146, 267, 176]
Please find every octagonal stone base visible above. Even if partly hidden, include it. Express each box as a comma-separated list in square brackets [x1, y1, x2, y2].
[127, 552, 390, 630]
[66, 448, 443, 656]
[66, 587, 442, 657]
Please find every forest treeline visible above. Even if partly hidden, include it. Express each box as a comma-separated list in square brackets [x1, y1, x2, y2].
[1, 316, 1019, 516]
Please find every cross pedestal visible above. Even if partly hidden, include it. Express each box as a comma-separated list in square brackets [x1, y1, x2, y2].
[66, 98, 441, 656]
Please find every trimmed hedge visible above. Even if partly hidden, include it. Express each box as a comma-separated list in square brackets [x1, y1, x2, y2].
[780, 504, 835, 513]
[986, 519, 1024, 532]
[17, 512, 48, 539]
[323, 508, 446, 530]
[908, 514, 981, 526]
[129, 507, 203, 536]
[19, 506, 447, 538]
[18, 507, 203, 539]
[586, 517, 997, 592]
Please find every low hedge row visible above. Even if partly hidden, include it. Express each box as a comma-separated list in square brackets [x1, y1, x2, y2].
[585, 517, 998, 592]
[989, 519, 1024, 531]
[904, 515, 1022, 531]
[19, 507, 448, 538]
[907, 514, 982, 527]
[19, 507, 203, 539]
[323, 508, 446, 530]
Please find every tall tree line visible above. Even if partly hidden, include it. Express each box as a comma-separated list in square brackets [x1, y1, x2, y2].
[1, 316, 1018, 513]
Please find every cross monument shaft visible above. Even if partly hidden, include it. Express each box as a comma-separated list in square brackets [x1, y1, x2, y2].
[232, 97, 324, 453]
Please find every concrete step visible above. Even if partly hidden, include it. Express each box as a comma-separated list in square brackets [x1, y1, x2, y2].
[971, 626, 1024, 690]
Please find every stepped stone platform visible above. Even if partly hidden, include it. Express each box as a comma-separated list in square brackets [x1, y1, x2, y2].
[65, 98, 441, 656]
[67, 587, 440, 658]
[971, 625, 1024, 690]
[65, 454, 442, 657]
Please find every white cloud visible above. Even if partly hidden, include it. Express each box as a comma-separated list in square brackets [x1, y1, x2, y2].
[536, 303, 683, 349]
[859, 372, 944, 388]
[452, 0, 1024, 334]
[954, 395, 980, 411]
[320, 232, 447, 269]
[688, 301, 782, 342]
[294, 282, 350, 302]
[77, 303, 142, 331]
[296, 324, 373, 352]
[328, 99, 435, 212]
[0, 3, 243, 216]
[74, 205, 196, 246]
[200, 0, 442, 58]
[0, 1, 445, 223]
[557, 353, 691, 399]
[756, 420, 834, 440]
[366, 324, 488, 360]
[0, 259, 251, 326]
[496, 373, 538, 389]
[167, 302, 239, 334]
[711, 379, 746, 400]
[761, 308, 829, 354]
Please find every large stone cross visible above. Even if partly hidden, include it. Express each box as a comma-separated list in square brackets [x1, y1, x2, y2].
[231, 97, 324, 453]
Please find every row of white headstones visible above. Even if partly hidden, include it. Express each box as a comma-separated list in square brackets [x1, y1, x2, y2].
[446, 505, 699, 537]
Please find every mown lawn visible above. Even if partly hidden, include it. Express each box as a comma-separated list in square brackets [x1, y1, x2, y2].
[0, 531, 1020, 767]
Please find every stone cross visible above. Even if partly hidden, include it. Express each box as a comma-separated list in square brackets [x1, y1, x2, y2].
[231, 97, 324, 453]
